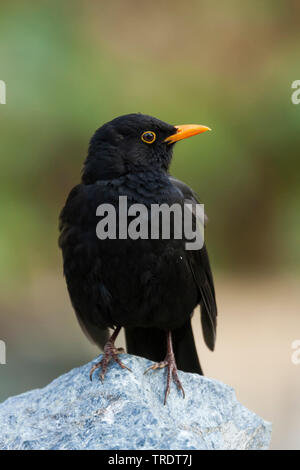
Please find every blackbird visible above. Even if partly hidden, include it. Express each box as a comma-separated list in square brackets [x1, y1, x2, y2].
[59, 114, 217, 404]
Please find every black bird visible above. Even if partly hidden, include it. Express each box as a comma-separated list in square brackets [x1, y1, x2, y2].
[59, 114, 217, 404]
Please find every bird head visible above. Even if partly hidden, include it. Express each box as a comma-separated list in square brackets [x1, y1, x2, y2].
[82, 113, 210, 183]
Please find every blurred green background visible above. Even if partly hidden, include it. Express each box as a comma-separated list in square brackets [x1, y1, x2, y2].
[0, 0, 299, 449]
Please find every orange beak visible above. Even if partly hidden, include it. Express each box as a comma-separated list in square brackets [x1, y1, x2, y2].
[164, 124, 211, 144]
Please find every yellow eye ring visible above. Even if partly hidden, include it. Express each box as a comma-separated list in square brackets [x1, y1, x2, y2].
[141, 131, 156, 144]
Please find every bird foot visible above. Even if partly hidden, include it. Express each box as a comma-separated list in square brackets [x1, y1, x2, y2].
[144, 353, 185, 405]
[89, 340, 131, 382]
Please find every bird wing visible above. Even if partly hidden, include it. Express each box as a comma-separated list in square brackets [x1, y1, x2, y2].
[169, 176, 217, 351]
[59, 184, 111, 349]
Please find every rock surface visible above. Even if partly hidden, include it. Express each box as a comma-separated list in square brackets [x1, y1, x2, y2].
[0, 354, 271, 450]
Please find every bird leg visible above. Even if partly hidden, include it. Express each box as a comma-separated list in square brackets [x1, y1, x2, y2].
[89, 326, 131, 382]
[144, 330, 185, 405]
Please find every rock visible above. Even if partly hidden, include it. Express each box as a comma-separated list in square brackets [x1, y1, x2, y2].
[0, 354, 271, 450]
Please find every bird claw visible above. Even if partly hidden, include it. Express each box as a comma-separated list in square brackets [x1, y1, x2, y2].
[89, 342, 131, 382]
[144, 361, 168, 374]
[144, 355, 185, 405]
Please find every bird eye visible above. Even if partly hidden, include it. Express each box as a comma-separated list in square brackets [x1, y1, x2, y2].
[141, 131, 156, 144]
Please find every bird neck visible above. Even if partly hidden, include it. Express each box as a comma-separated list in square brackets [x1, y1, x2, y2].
[81, 155, 168, 185]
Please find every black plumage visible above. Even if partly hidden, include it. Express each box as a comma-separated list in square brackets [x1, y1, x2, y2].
[59, 113, 217, 403]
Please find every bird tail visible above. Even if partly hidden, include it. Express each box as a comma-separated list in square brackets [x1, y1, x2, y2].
[124, 319, 203, 374]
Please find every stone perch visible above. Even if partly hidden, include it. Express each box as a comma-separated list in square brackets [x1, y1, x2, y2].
[0, 354, 271, 450]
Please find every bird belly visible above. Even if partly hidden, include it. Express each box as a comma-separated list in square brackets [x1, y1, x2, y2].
[101, 239, 198, 330]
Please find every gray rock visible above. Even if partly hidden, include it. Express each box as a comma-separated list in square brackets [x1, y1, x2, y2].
[0, 354, 271, 450]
